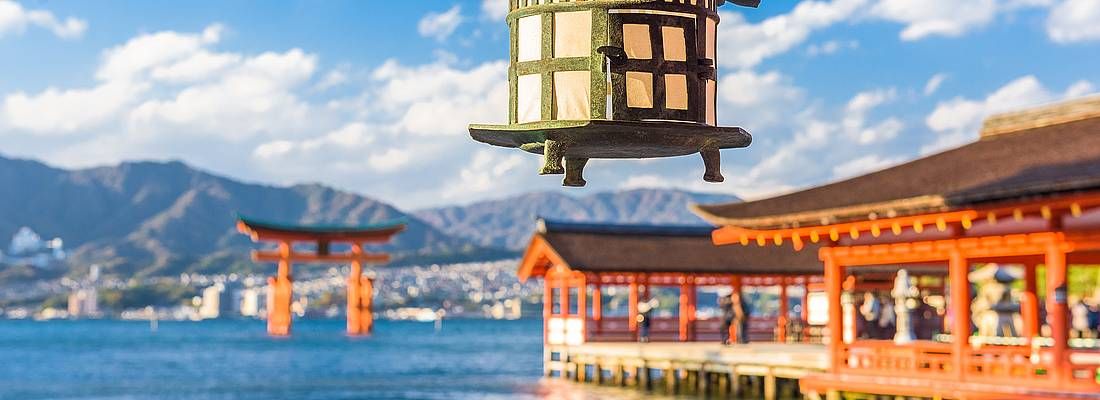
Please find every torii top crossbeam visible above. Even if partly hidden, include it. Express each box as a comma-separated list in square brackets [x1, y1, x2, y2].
[237, 216, 406, 263]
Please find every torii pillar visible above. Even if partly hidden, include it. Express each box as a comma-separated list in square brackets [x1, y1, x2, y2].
[237, 216, 405, 336]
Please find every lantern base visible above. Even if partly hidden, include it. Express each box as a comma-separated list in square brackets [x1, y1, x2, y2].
[469, 120, 751, 187]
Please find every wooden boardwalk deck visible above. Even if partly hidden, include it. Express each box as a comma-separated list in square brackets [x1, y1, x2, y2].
[546, 342, 828, 399]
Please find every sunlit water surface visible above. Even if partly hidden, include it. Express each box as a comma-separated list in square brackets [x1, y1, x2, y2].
[0, 319, 701, 400]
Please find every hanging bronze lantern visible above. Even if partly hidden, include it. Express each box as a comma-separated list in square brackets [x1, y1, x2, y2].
[470, 0, 761, 187]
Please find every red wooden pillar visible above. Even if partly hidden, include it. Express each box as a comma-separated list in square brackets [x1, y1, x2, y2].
[577, 274, 587, 342]
[824, 252, 844, 372]
[777, 278, 789, 343]
[361, 277, 374, 335]
[628, 275, 640, 339]
[267, 241, 294, 336]
[801, 275, 810, 323]
[688, 278, 698, 341]
[1045, 242, 1069, 383]
[1022, 263, 1039, 340]
[543, 277, 553, 343]
[346, 243, 374, 336]
[592, 280, 602, 336]
[679, 276, 693, 342]
[949, 249, 970, 381]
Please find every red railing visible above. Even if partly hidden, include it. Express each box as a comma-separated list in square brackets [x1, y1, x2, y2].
[585, 316, 782, 342]
[840, 340, 953, 378]
[839, 339, 1100, 390]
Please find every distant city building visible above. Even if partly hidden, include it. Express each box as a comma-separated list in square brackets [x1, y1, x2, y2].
[1, 227, 65, 268]
[67, 288, 99, 318]
[198, 283, 232, 320]
[237, 287, 264, 318]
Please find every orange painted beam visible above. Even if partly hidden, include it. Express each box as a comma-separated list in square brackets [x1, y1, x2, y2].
[823, 232, 1071, 267]
[714, 210, 981, 249]
[252, 250, 391, 264]
[712, 194, 1100, 250]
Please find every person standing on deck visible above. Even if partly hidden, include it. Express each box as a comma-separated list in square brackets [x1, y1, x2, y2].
[733, 291, 751, 344]
[637, 299, 656, 343]
[718, 289, 735, 345]
[859, 292, 881, 339]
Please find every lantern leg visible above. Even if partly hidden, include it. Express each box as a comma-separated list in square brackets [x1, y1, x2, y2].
[563, 157, 588, 187]
[539, 140, 565, 175]
[701, 148, 724, 183]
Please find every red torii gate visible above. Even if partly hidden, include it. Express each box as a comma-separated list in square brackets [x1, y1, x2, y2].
[236, 216, 405, 336]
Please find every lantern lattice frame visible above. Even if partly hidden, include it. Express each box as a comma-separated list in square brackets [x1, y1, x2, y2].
[470, 0, 760, 187]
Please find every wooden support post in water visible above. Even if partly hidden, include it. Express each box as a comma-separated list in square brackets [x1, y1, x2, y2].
[764, 370, 777, 400]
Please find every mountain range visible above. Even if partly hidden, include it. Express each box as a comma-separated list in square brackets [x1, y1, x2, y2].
[0, 154, 736, 282]
[414, 190, 736, 251]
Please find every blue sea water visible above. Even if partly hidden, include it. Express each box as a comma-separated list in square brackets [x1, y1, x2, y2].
[0, 319, 682, 400]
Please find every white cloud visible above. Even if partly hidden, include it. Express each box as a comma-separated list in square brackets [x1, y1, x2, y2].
[870, 0, 1052, 41]
[718, 70, 804, 129]
[1048, 0, 1100, 43]
[367, 148, 411, 173]
[150, 51, 241, 84]
[97, 24, 224, 82]
[372, 58, 508, 136]
[620, 175, 674, 190]
[252, 140, 295, 159]
[923, 75, 1092, 154]
[0, 1, 86, 39]
[806, 40, 859, 56]
[843, 88, 903, 144]
[418, 5, 464, 42]
[128, 48, 318, 141]
[315, 68, 349, 91]
[832, 154, 904, 179]
[924, 73, 948, 96]
[441, 150, 529, 200]
[717, 0, 867, 69]
[1, 81, 145, 134]
[481, 0, 509, 20]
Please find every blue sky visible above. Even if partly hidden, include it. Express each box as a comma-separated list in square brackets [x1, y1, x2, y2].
[0, 0, 1098, 208]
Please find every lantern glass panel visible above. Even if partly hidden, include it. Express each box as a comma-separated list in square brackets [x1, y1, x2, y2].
[623, 24, 653, 60]
[517, 74, 543, 123]
[553, 11, 591, 58]
[661, 26, 687, 62]
[665, 74, 689, 110]
[517, 15, 542, 62]
[554, 71, 591, 120]
[706, 79, 717, 126]
[626, 71, 654, 109]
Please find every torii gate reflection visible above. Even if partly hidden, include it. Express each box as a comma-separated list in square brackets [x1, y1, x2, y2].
[236, 216, 406, 336]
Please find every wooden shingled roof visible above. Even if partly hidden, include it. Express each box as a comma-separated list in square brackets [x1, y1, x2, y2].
[518, 219, 821, 280]
[692, 96, 1100, 230]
